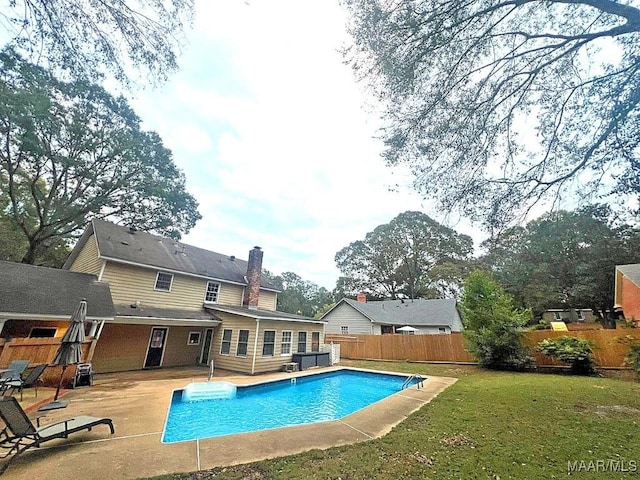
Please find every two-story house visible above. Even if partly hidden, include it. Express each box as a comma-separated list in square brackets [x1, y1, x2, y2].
[62, 219, 326, 374]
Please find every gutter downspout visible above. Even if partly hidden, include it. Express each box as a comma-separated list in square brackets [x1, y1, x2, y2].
[95, 319, 106, 339]
[251, 318, 260, 375]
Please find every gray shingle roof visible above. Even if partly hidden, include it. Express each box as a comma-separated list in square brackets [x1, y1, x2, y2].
[64, 220, 278, 290]
[115, 304, 219, 321]
[0, 261, 115, 319]
[338, 298, 463, 331]
[618, 264, 640, 287]
[205, 304, 325, 324]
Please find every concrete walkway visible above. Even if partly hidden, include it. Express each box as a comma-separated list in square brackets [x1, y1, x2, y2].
[2, 366, 457, 479]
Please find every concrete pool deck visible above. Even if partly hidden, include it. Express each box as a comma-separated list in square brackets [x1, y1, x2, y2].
[2, 366, 457, 479]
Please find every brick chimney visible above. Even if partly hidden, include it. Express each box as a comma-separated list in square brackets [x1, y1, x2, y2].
[244, 246, 263, 310]
[357, 292, 367, 303]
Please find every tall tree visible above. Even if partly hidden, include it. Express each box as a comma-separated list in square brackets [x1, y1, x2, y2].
[335, 211, 473, 298]
[0, 50, 201, 264]
[263, 270, 334, 317]
[0, 0, 194, 85]
[483, 206, 640, 326]
[343, 0, 640, 230]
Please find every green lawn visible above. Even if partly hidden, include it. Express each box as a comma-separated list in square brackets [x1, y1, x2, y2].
[146, 361, 640, 480]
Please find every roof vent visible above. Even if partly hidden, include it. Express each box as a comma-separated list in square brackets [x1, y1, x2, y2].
[229, 255, 236, 261]
[128, 226, 137, 234]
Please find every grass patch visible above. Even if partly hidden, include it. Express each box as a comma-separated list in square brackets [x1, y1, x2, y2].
[144, 361, 640, 480]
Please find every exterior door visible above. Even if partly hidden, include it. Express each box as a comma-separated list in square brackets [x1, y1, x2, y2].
[144, 327, 168, 368]
[200, 328, 214, 364]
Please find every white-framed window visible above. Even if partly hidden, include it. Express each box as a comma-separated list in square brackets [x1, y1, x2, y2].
[237, 329, 250, 357]
[220, 329, 232, 355]
[297, 331, 307, 353]
[187, 332, 201, 345]
[204, 282, 220, 303]
[340, 326, 348, 334]
[553, 311, 562, 321]
[155, 272, 173, 291]
[311, 332, 320, 352]
[577, 310, 585, 321]
[281, 331, 293, 355]
[262, 330, 276, 357]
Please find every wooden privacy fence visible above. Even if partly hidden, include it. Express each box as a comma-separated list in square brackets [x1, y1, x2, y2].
[325, 333, 475, 363]
[326, 329, 640, 368]
[0, 337, 96, 387]
[521, 329, 640, 368]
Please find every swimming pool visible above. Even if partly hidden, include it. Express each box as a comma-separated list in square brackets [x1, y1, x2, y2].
[162, 369, 418, 443]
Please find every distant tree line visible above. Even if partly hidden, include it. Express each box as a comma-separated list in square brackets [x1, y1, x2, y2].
[333, 208, 640, 328]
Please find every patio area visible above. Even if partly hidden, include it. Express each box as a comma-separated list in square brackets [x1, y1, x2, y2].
[2, 366, 457, 480]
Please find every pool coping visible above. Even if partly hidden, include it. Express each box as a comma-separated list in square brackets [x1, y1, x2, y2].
[3, 366, 458, 480]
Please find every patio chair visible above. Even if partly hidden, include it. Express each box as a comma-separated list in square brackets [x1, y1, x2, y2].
[0, 360, 30, 382]
[1, 364, 48, 400]
[0, 397, 114, 474]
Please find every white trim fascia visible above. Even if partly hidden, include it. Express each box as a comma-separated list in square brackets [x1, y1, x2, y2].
[206, 306, 325, 324]
[98, 259, 106, 281]
[0, 312, 113, 322]
[251, 318, 260, 375]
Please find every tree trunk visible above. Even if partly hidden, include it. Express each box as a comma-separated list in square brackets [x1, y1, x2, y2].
[593, 307, 617, 329]
[20, 241, 39, 265]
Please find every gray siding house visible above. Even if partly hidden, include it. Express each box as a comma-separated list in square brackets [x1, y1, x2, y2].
[322, 297, 463, 335]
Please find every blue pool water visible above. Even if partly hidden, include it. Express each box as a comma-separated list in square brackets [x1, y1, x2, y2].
[162, 369, 414, 443]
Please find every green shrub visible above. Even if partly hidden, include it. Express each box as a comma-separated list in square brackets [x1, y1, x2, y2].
[461, 270, 534, 371]
[536, 336, 596, 375]
[625, 345, 640, 379]
[528, 322, 550, 331]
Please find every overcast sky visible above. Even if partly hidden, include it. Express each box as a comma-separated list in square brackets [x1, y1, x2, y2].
[128, 0, 481, 290]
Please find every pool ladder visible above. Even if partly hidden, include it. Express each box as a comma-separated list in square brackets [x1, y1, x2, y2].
[402, 374, 424, 390]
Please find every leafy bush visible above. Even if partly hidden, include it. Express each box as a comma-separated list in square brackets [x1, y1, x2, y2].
[536, 336, 596, 375]
[625, 345, 640, 379]
[461, 270, 534, 371]
[528, 322, 551, 331]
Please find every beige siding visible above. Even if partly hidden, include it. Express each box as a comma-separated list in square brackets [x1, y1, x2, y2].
[211, 313, 257, 373]
[160, 326, 205, 367]
[211, 314, 325, 374]
[253, 321, 325, 374]
[102, 261, 243, 310]
[218, 283, 244, 306]
[91, 324, 150, 372]
[68, 234, 103, 276]
[323, 302, 373, 334]
[258, 290, 277, 311]
[92, 324, 207, 373]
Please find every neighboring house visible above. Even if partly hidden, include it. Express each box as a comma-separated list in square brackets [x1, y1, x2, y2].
[322, 294, 463, 335]
[0, 219, 326, 375]
[0, 261, 115, 338]
[541, 308, 595, 324]
[615, 264, 640, 325]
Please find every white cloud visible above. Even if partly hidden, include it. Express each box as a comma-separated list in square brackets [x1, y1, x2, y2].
[127, 0, 482, 290]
